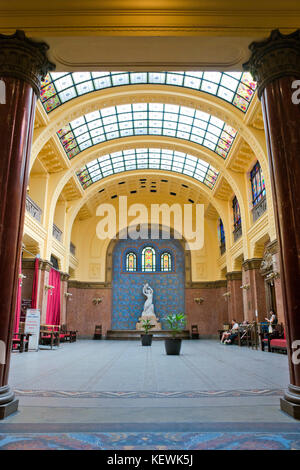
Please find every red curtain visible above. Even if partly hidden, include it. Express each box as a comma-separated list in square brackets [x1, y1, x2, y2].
[31, 257, 39, 309]
[14, 258, 22, 333]
[46, 268, 61, 326]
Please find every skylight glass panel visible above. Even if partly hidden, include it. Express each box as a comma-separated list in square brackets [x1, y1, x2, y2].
[57, 103, 237, 160]
[76, 148, 219, 190]
[40, 71, 256, 113]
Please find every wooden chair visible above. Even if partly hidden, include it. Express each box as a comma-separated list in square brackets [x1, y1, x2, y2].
[93, 324, 102, 340]
[190, 324, 199, 339]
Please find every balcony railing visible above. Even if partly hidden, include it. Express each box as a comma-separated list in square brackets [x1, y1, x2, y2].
[252, 196, 267, 223]
[233, 225, 242, 242]
[25, 195, 42, 223]
[70, 242, 76, 256]
[52, 224, 62, 242]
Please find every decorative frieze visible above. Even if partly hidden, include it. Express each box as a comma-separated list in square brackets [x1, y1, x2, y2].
[68, 281, 108, 289]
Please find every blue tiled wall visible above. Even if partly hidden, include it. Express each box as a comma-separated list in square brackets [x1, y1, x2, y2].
[112, 239, 185, 330]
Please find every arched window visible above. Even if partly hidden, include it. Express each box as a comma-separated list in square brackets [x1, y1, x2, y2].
[161, 252, 172, 272]
[125, 252, 137, 272]
[232, 196, 241, 230]
[218, 219, 226, 255]
[142, 247, 156, 272]
[250, 161, 266, 206]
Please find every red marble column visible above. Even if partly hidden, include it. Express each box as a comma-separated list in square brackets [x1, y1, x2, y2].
[0, 31, 54, 419]
[244, 29, 300, 419]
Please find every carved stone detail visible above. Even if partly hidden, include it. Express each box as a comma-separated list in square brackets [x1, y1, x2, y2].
[226, 271, 242, 281]
[243, 29, 300, 99]
[242, 258, 263, 271]
[0, 30, 55, 96]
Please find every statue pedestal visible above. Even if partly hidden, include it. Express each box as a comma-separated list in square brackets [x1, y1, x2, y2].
[136, 315, 161, 331]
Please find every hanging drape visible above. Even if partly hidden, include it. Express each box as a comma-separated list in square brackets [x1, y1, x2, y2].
[31, 257, 39, 309]
[13, 258, 22, 333]
[46, 268, 61, 326]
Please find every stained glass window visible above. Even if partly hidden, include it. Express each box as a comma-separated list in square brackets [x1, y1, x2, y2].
[76, 148, 219, 190]
[40, 71, 256, 113]
[232, 196, 241, 230]
[126, 252, 137, 272]
[218, 218, 226, 255]
[218, 218, 225, 244]
[142, 247, 156, 272]
[161, 252, 172, 272]
[57, 103, 237, 160]
[250, 161, 266, 206]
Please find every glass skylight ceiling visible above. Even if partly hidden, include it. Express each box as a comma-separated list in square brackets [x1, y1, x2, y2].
[40, 71, 256, 113]
[76, 148, 219, 190]
[57, 103, 237, 160]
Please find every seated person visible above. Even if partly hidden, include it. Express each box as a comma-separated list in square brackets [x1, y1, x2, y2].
[221, 319, 239, 344]
[223, 319, 239, 344]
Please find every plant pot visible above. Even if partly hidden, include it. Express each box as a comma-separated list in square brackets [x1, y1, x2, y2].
[164, 338, 182, 355]
[141, 334, 153, 346]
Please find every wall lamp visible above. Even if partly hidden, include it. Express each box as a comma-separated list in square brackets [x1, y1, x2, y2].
[19, 273, 26, 286]
[240, 284, 250, 290]
[223, 292, 231, 300]
[194, 297, 204, 304]
[93, 297, 103, 305]
[45, 285, 55, 296]
[65, 292, 73, 299]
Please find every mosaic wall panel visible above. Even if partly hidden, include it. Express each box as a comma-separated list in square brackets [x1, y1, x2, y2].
[112, 239, 185, 330]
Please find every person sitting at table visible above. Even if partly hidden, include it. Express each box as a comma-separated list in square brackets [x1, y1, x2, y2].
[223, 319, 240, 344]
[221, 319, 239, 344]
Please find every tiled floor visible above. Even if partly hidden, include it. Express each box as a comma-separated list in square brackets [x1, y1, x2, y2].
[1, 339, 299, 450]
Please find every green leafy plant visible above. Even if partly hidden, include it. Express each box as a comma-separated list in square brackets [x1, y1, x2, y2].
[141, 318, 155, 335]
[164, 313, 186, 338]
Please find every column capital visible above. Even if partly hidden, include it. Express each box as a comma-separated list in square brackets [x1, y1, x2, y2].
[0, 30, 55, 96]
[243, 29, 300, 99]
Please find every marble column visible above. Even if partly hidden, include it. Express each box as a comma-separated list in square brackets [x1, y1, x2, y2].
[244, 29, 300, 419]
[0, 31, 54, 419]
[242, 259, 266, 322]
[225, 272, 243, 323]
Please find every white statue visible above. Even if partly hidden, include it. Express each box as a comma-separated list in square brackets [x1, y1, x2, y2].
[142, 282, 155, 317]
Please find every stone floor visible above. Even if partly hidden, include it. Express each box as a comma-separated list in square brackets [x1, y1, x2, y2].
[1, 339, 300, 450]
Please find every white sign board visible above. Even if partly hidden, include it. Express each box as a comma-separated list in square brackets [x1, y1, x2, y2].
[24, 309, 40, 351]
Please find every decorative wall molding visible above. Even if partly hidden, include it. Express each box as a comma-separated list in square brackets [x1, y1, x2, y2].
[188, 280, 227, 289]
[226, 271, 242, 281]
[242, 258, 263, 271]
[68, 281, 108, 289]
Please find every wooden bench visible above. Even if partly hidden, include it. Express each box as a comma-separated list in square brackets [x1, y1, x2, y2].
[39, 324, 61, 349]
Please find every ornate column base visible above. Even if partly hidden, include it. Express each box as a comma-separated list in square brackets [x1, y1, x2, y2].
[280, 384, 300, 420]
[0, 385, 19, 419]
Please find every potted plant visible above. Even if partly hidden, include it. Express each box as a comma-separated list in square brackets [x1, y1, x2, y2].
[141, 318, 155, 346]
[164, 313, 186, 355]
